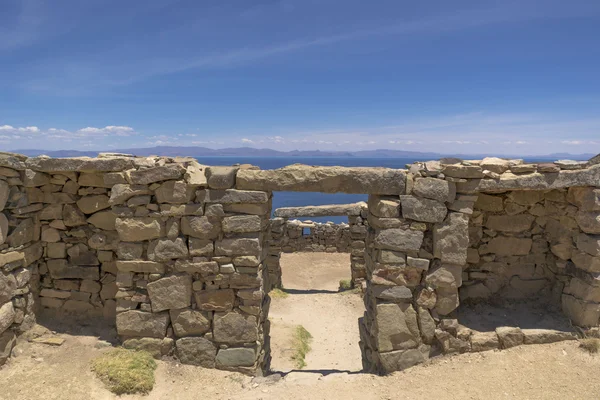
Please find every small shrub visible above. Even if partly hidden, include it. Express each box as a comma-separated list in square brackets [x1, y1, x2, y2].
[291, 325, 313, 369]
[580, 338, 600, 354]
[269, 288, 289, 299]
[339, 279, 353, 291]
[91, 348, 157, 395]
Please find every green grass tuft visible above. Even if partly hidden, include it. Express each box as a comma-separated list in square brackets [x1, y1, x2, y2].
[269, 288, 289, 299]
[339, 279, 353, 291]
[91, 348, 157, 395]
[580, 338, 600, 354]
[290, 325, 313, 369]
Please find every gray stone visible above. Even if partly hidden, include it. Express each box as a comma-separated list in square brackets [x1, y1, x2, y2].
[434, 287, 459, 315]
[123, 337, 173, 358]
[155, 180, 195, 203]
[373, 229, 424, 252]
[400, 195, 447, 223]
[475, 193, 504, 212]
[562, 294, 600, 326]
[0, 302, 15, 334]
[236, 165, 406, 194]
[206, 166, 238, 189]
[417, 307, 435, 344]
[222, 215, 262, 233]
[577, 233, 600, 257]
[23, 169, 50, 187]
[274, 202, 365, 218]
[176, 337, 216, 367]
[213, 312, 258, 344]
[376, 303, 420, 352]
[26, 156, 134, 172]
[216, 348, 256, 368]
[148, 238, 189, 261]
[485, 214, 535, 232]
[115, 218, 164, 241]
[116, 310, 170, 338]
[63, 204, 87, 227]
[433, 213, 469, 265]
[181, 216, 221, 239]
[368, 196, 400, 218]
[215, 238, 261, 256]
[175, 260, 219, 275]
[170, 308, 210, 337]
[522, 329, 576, 344]
[8, 218, 35, 247]
[442, 164, 484, 178]
[194, 289, 235, 311]
[372, 285, 413, 302]
[413, 178, 452, 202]
[378, 345, 430, 373]
[576, 212, 600, 234]
[109, 184, 152, 205]
[567, 187, 600, 211]
[0, 181, 8, 212]
[76, 194, 110, 214]
[147, 274, 192, 312]
[496, 326, 524, 349]
[470, 332, 499, 352]
[206, 189, 269, 204]
[128, 164, 185, 185]
[116, 260, 165, 274]
[188, 239, 214, 256]
[87, 210, 117, 230]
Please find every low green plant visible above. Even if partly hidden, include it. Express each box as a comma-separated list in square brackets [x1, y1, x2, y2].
[339, 279, 353, 291]
[290, 325, 313, 369]
[579, 338, 600, 354]
[269, 288, 289, 299]
[91, 348, 157, 395]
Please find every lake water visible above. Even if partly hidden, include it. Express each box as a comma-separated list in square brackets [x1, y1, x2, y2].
[195, 156, 417, 223]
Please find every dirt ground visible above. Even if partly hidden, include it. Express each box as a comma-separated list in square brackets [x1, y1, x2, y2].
[1, 252, 600, 399]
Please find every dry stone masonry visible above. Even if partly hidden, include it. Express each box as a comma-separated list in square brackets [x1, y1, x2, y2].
[267, 202, 368, 289]
[0, 153, 598, 376]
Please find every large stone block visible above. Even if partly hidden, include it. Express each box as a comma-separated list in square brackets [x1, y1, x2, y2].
[434, 287, 459, 315]
[474, 193, 504, 212]
[442, 164, 484, 179]
[216, 348, 256, 368]
[147, 274, 192, 312]
[577, 233, 600, 257]
[481, 236, 533, 256]
[567, 187, 600, 211]
[213, 312, 258, 344]
[47, 259, 99, 280]
[116, 310, 170, 338]
[76, 194, 110, 214]
[26, 156, 134, 172]
[87, 210, 117, 230]
[378, 345, 430, 373]
[116, 260, 165, 274]
[274, 202, 365, 218]
[63, 204, 87, 227]
[181, 216, 221, 239]
[188, 239, 214, 256]
[375, 303, 420, 352]
[194, 289, 235, 311]
[128, 164, 185, 185]
[236, 165, 406, 194]
[215, 238, 261, 256]
[368, 196, 400, 218]
[170, 308, 210, 337]
[0, 181, 9, 212]
[373, 229, 424, 252]
[206, 189, 269, 204]
[148, 238, 189, 261]
[7, 218, 35, 247]
[176, 337, 216, 367]
[222, 215, 262, 233]
[485, 214, 535, 232]
[400, 195, 447, 223]
[122, 337, 173, 358]
[155, 180, 195, 204]
[412, 178, 452, 202]
[470, 332, 499, 352]
[115, 218, 164, 241]
[206, 166, 238, 189]
[564, 277, 600, 302]
[576, 212, 600, 234]
[562, 295, 600, 326]
[433, 213, 469, 265]
[0, 331, 16, 366]
[0, 302, 15, 335]
[496, 326, 524, 349]
[23, 169, 50, 187]
[109, 184, 152, 205]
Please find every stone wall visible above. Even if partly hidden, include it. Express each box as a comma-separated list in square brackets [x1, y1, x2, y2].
[0, 154, 598, 376]
[359, 157, 600, 374]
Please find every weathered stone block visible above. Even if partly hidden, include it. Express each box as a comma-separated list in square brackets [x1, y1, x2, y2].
[481, 236, 532, 256]
[189, 239, 214, 256]
[496, 326, 524, 348]
[577, 233, 600, 257]
[170, 308, 210, 337]
[562, 294, 600, 326]
[475, 193, 504, 212]
[123, 337, 173, 358]
[215, 238, 261, 256]
[116, 310, 170, 338]
[115, 218, 164, 241]
[236, 165, 406, 194]
[470, 332, 499, 352]
[87, 210, 117, 230]
[206, 189, 269, 204]
[148, 238, 189, 261]
[147, 274, 192, 312]
[433, 213, 469, 265]
[76, 194, 110, 214]
[375, 303, 420, 352]
[194, 289, 234, 311]
[576, 211, 600, 234]
[373, 229, 424, 252]
[206, 166, 238, 189]
[176, 337, 216, 367]
[413, 178, 452, 202]
[567, 187, 600, 211]
[128, 164, 184, 185]
[400, 195, 447, 223]
[222, 215, 262, 233]
[0, 302, 15, 335]
[216, 348, 256, 368]
[378, 345, 430, 373]
[213, 312, 258, 344]
[155, 180, 195, 204]
[47, 259, 99, 280]
[116, 260, 165, 274]
[109, 184, 152, 205]
[181, 216, 221, 239]
[485, 214, 535, 232]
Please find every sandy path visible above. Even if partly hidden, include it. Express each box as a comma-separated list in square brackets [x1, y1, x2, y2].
[268, 252, 364, 373]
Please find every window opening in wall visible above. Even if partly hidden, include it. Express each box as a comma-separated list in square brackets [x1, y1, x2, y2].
[302, 227, 311, 236]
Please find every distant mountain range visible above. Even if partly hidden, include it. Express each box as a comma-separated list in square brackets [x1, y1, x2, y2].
[8, 146, 597, 160]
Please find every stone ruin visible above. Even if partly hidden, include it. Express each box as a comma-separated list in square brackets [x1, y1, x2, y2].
[0, 152, 599, 375]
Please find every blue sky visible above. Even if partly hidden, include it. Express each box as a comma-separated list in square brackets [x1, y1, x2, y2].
[1, 0, 600, 155]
